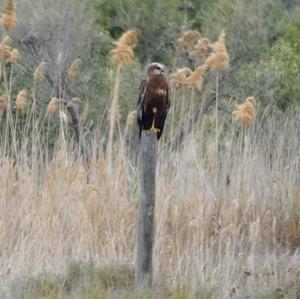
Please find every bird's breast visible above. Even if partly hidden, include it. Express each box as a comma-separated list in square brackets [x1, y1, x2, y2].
[143, 75, 169, 113]
[147, 76, 168, 96]
[155, 88, 167, 96]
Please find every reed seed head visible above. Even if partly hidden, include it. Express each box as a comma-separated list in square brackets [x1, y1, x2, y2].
[111, 46, 134, 66]
[0, 94, 8, 112]
[115, 29, 138, 48]
[0, 35, 12, 59]
[189, 38, 210, 59]
[1, 0, 16, 31]
[3, 0, 15, 16]
[205, 31, 230, 70]
[172, 65, 208, 91]
[170, 67, 193, 88]
[177, 31, 202, 51]
[47, 97, 59, 114]
[34, 62, 46, 82]
[111, 29, 139, 66]
[246, 96, 257, 108]
[9, 48, 19, 63]
[16, 89, 27, 111]
[68, 58, 81, 81]
[233, 96, 257, 125]
[188, 64, 208, 91]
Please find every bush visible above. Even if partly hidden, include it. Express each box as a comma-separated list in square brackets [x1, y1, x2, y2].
[233, 41, 300, 109]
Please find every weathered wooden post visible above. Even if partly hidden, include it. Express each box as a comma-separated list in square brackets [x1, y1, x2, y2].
[136, 130, 157, 287]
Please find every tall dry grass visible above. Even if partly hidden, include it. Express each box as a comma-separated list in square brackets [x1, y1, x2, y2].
[1, 105, 300, 297]
[106, 29, 138, 176]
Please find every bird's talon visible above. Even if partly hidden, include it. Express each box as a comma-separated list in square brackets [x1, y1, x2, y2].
[150, 127, 160, 133]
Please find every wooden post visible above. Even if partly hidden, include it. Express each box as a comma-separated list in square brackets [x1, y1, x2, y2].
[136, 130, 157, 287]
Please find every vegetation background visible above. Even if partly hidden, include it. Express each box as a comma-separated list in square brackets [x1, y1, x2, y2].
[0, 0, 300, 298]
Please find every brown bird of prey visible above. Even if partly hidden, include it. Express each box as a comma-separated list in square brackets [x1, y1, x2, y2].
[137, 62, 170, 140]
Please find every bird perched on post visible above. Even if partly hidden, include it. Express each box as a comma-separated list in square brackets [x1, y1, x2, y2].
[137, 62, 170, 140]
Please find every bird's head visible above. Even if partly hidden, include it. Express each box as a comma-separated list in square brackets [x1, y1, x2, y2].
[147, 62, 165, 76]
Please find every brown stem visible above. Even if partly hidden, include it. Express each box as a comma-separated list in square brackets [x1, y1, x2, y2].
[106, 64, 121, 177]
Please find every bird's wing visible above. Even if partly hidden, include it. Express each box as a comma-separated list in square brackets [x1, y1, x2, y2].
[165, 86, 171, 113]
[137, 79, 147, 121]
[137, 79, 147, 105]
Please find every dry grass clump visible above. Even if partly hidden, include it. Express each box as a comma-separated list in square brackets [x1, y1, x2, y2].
[0, 35, 12, 59]
[1, 113, 300, 298]
[1, 0, 16, 31]
[47, 97, 59, 114]
[233, 96, 257, 125]
[33, 62, 46, 82]
[177, 31, 201, 51]
[205, 31, 230, 70]
[68, 58, 81, 81]
[111, 29, 138, 66]
[0, 93, 8, 112]
[0, 112, 300, 297]
[16, 89, 28, 111]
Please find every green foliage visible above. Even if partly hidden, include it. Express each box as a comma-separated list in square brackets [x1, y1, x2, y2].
[234, 40, 300, 109]
[181, 0, 211, 29]
[62, 262, 82, 293]
[7, 263, 155, 299]
[92, 0, 185, 65]
[282, 0, 300, 9]
[10, 274, 61, 299]
[282, 8, 300, 52]
[268, 41, 300, 107]
[202, 0, 285, 63]
[199, 0, 300, 110]
[8, 262, 300, 299]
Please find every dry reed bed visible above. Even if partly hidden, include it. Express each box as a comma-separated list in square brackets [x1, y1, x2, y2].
[0, 111, 300, 297]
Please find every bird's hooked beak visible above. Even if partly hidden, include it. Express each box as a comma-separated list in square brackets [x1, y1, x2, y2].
[153, 68, 164, 75]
